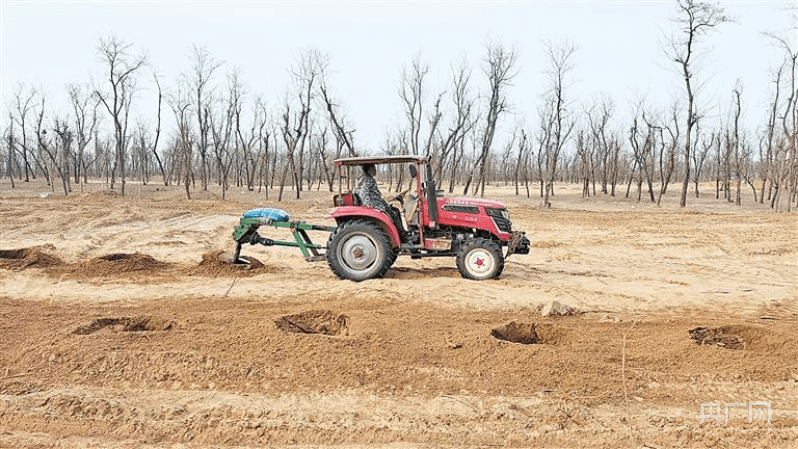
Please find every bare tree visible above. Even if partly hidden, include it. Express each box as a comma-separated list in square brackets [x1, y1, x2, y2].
[759, 62, 783, 204]
[538, 40, 576, 207]
[437, 58, 476, 185]
[317, 57, 357, 192]
[254, 100, 273, 196]
[423, 93, 444, 160]
[586, 96, 615, 195]
[11, 84, 37, 182]
[278, 50, 322, 201]
[33, 96, 70, 196]
[189, 44, 223, 192]
[471, 42, 518, 197]
[209, 76, 237, 199]
[167, 82, 194, 199]
[399, 54, 428, 156]
[727, 82, 745, 205]
[767, 33, 797, 211]
[130, 121, 152, 184]
[233, 79, 269, 194]
[514, 128, 534, 197]
[575, 129, 593, 198]
[4, 118, 16, 188]
[641, 108, 679, 206]
[31, 97, 52, 188]
[67, 83, 99, 190]
[151, 72, 167, 185]
[692, 124, 713, 198]
[665, 0, 732, 207]
[53, 119, 74, 195]
[319, 66, 357, 158]
[628, 113, 656, 202]
[95, 35, 147, 196]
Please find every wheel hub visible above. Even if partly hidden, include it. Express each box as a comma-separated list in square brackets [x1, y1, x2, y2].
[341, 235, 378, 270]
[467, 249, 493, 274]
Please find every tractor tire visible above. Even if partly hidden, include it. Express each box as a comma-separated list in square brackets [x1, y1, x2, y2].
[387, 248, 400, 268]
[327, 219, 393, 281]
[456, 238, 505, 280]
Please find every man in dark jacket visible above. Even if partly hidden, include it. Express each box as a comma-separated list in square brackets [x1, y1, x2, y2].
[354, 164, 415, 243]
[354, 164, 390, 213]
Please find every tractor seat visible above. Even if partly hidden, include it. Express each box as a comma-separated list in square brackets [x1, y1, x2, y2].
[242, 208, 291, 222]
[334, 192, 362, 207]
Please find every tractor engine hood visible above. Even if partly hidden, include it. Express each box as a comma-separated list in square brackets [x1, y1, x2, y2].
[436, 197, 515, 241]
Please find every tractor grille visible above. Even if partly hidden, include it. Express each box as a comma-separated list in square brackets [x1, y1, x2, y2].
[492, 216, 512, 233]
[485, 208, 512, 233]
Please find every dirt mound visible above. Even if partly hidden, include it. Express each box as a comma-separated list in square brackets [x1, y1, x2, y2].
[43, 252, 176, 281]
[85, 253, 171, 276]
[541, 300, 579, 316]
[0, 247, 63, 270]
[274, 310, 350, 336]
[73, 316, 175, 335]
[189, 250, 268, 277]
[37, 250, 274, 281]
[689, 326, 745, 349]
[491, 321, 539, 344]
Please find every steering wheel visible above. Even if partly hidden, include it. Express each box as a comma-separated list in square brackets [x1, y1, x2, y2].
[392, 189, 409, 206]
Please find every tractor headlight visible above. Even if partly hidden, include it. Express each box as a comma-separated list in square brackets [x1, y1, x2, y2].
[485, 207, 510, 220]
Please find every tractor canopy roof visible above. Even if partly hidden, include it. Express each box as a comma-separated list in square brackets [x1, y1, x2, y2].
[334, 155, 429, 167]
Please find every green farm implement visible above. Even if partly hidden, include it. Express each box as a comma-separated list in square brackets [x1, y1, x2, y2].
[232, 210, 335, 264]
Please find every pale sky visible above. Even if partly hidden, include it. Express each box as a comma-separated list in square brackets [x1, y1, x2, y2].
[1, 1, 795, 152]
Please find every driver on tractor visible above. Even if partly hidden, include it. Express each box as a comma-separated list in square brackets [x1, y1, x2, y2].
[354, 163, 416, 244]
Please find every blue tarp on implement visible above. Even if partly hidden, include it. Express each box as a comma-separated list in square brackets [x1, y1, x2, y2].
[242, 208, 291, 222]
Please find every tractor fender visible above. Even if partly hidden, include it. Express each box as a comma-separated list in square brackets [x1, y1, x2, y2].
[327, 207, 401, 247]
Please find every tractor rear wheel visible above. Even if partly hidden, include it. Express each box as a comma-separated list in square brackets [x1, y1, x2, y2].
[327, 219, 392, 281]
[456, 238, 505, 280]
[387, 248, 400, 268]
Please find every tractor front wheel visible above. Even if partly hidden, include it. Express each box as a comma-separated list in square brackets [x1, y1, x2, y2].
[456, 238, 505, 280]
[327, 219, 392, 281]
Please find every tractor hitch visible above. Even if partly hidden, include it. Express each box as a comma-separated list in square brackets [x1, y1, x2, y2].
[506, 231, 531, 257]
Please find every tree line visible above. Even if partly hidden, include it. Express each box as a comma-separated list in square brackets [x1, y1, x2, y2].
[2, 0, 796, 210]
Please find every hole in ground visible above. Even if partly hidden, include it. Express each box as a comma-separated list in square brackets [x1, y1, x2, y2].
[0, 247, 63, 270]
[99, 253, 140, 262]
[0, 249, 28, 259]
[274, 310, 350, 336]
[689, 326, 746, 350]
[491, 321, 540, 344]
[96, 253, 169, 270]
[73, 316, 175, 335]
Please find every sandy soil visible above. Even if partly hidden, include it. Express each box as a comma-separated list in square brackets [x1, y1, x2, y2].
[1, 179, 796, 448]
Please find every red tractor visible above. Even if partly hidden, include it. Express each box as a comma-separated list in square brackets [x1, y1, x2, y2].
[232, 155, 529, 281]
